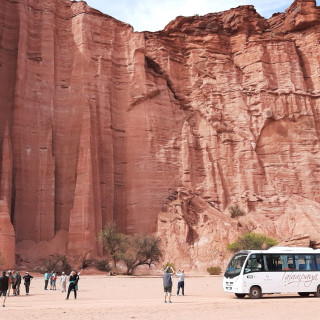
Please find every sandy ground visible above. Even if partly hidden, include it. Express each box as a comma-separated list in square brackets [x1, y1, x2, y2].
[1, 275, 320, 320]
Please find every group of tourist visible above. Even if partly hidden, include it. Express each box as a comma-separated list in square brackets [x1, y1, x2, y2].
[0, 270, 33, 307]
[162, 267, 185, 303]
[44, 270, 66, 291]
[2, 266, 184, 307]
[0, 269, 80, 307]
[43, 270, 80, 299]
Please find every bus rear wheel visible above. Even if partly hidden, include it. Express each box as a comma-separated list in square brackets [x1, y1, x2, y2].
[314, 285, 320, 297]
[249, 286, 262, 299]
[235, 293, 246, 298]
[298, 292, 310, 297]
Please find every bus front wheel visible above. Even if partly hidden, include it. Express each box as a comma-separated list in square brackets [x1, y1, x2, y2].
[249, 286, 262, 299]
[235, 293, 246, 298]
[314, 285, 320, 297]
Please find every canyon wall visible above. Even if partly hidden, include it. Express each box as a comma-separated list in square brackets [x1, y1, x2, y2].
[0, 0, 320, 269]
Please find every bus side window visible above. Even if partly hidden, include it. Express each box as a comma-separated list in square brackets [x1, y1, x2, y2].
[244, 255, 263, 273]
[296, 255, 317, 271]
[267, 254, 282, 271]
[265, 255, 274, 271]
[316, 255, 320, 270]
[307, 255, 317, 271]
[263, 255, 269, 271]
[280, 255, 294, 271]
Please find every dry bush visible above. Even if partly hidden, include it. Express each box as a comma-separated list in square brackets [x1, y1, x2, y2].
[207, 266, 222, 275]
[229, 204, 245, 218]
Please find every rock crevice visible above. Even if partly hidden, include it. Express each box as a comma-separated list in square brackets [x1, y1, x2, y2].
[1, 0, 320, 267]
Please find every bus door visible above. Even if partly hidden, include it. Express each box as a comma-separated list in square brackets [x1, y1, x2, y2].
[243, 254, 266, 292]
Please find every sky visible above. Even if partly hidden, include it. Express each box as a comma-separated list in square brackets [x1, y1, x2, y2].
[83, 0, 319, 32]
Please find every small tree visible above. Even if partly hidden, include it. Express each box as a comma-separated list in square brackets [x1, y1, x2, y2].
[229, 204, 245, 218]
[98, 223, 127, 268]
[123, 234, 163, 275]
[227, 232, 278, 252]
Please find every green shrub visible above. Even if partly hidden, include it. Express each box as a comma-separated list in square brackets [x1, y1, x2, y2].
[94, 259, 111, 272]
[207, 266, 222, 275]
[163, 262, 175, 272]
[229, 204, 245, 218]
[227, 232, 278, 252]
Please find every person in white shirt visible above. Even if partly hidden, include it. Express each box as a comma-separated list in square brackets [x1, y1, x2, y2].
[176, 269, 185, 296]
[60, 272, 67, 293]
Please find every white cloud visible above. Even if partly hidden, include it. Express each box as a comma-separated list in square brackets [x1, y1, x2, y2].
[84, 0, 318, 32]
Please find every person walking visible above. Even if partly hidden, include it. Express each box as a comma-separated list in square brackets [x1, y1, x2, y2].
[60, 272, 67, 293]
[23, 272, 33, 295]
[44, 271, 49, 290]
[162, 267, 174, 303]
[66, 271, 80, 300]
[176, 269, 185, 296]
[0, 271, 9, 307]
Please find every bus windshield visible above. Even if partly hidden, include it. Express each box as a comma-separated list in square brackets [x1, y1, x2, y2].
[224, 252, 248, 278]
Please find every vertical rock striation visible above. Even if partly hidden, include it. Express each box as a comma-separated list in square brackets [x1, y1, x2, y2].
[0, 0, 320, 267]
[0, 124, 15, 268]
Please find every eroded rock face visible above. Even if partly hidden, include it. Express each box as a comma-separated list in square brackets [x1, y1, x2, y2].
[0, 0, 320, 267]
[0, 200, 15, 269]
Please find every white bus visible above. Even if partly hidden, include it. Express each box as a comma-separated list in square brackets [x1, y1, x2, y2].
[223, 246, 320, 298]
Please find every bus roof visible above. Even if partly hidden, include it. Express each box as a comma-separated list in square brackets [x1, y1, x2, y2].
[238, 246, 320, 254]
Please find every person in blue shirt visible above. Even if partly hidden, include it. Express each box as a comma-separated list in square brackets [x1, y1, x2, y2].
[44, 271, 49, 290]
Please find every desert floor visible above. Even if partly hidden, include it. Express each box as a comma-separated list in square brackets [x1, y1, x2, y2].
[2, 274, 320, 320]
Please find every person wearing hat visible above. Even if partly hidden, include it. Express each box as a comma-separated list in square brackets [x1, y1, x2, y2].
[23, 272, 33, 295]
[60, 271, 67, 293]
[0, 271, 9, 307]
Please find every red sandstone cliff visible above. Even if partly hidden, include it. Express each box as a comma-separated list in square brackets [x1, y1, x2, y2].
[0, 0, 320, 269]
